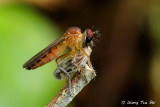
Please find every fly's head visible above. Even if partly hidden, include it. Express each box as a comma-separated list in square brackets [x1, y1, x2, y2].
[83, 29, 94, 47]
[83, 28, 100, 47]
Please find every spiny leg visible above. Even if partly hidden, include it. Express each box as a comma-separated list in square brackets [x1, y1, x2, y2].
[56, 52, 71, 65]
[59, 66, 72, 94]
[80, 48, 96, 76]
[72, 50, 88, 82]
[55, 52, 73, 94]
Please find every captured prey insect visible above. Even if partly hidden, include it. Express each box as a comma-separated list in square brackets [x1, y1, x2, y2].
[54, 46, 94, 93]
[23, 27, 97, 77]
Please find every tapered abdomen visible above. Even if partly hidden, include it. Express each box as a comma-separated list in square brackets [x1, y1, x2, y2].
[24, 42, 67, 70]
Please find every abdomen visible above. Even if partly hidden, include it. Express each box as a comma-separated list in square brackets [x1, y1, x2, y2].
[25, 42, 67, 70]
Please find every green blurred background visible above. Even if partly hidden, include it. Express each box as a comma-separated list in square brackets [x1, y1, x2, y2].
[0, 0, 160, 107]
[0, 3, 65, 107]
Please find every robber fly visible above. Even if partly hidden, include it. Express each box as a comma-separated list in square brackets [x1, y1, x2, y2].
[54, 46, 93, 93]
[23, 27, 96, 74]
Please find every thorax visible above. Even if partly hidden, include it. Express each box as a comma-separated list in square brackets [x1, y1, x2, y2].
[64, 33, 84, 50]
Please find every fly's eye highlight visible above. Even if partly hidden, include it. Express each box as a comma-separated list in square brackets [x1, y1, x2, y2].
[84, 29, 93, 46]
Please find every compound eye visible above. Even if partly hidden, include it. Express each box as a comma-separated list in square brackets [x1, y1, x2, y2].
[85, 29, 93, 45]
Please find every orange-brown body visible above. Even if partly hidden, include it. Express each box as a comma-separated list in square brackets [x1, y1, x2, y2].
[64, 27, 84, 50]
[31, 42, 67, 69]
[23, 27, 85, 70]
[23, 26, 96, 95]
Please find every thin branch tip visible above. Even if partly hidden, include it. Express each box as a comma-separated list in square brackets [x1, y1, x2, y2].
[46, 64, 96, 107]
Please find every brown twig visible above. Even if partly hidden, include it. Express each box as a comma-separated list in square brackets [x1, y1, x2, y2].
[46, 64, 95, 107]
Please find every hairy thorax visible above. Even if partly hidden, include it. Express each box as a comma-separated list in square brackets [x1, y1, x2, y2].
[64, 27, 84, 50]
[66, 34, 83, 49]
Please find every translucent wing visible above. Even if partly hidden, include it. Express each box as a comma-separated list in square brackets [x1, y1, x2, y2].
[23, 36, 65, 69]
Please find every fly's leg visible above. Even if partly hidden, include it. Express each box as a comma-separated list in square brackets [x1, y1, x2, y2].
[55, 52, 71, 65]
[59, 66, 72, 94]
[72, 50, 88, 82]
[55, 52, 73, 94]
[80, 48, 96, 77]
